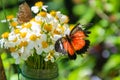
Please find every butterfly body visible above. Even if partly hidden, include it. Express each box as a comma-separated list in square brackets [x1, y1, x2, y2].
[55, 24, 90, 59]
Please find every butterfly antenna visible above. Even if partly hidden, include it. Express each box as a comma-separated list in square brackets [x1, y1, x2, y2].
[84, 23, 93, 30]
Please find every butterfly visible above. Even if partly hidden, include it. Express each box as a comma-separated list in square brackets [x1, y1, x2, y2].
[17, 2, 32, 24]
[55, 24, 91, 59]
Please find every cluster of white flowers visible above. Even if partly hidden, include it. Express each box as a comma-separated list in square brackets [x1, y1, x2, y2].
[0, 1, 71, 64]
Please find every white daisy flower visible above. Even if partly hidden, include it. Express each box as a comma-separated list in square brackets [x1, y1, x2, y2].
[0, 1, 71, 64]
[44, 53, 54, 62]
[31, 4, 48, 14]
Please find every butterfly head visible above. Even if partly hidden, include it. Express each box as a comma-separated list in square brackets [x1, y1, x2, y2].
[66, 35, 71, 42]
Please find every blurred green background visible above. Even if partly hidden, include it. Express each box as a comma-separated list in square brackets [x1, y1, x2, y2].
[0, 0, 120, 80]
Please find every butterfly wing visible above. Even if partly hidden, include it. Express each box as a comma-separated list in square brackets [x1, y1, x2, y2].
[70, 24, 83, 36]
[76, 40, 90, 54]
[55, 38, 66, 54]
[17, 2, 32, 24]
[70, 24, 90, 54]
[61, 38, 76, 59]
[55, 24, 90, 59]
[55, 37, 76, 59]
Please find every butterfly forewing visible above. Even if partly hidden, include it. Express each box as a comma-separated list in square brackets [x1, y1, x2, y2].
[70, 24, 86, 51]
[76, 40, 90, 54]
[71, 37, 86, 51]
[55, 38, 66, 54]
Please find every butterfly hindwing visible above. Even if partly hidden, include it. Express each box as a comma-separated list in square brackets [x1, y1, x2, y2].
[55, 37, 76, 59]
[55, 38, 66, 54]
[61, 38, 76, 59]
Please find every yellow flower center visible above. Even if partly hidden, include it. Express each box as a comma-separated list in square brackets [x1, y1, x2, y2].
[21, 24, 25, 28]
[53, 29, 61, 35]
[39, 11, 47, 17]
[69, 25, 75, 31]
[7, 15, 14, 20]
[47, 55, 52, 60]
[1, 32, 9, 38]
[36, 20, 43, 25]
[10, 47, 16, 52]
[20, 32, 27, 38]
[14, 29, 20, 34]
[35, 1, 43, 7]
[10, 21, 18, 28]
[29, 34, 37, 41]
[42, 41, 48, 48]
[44, 24, 53, 32]
[19, 41, 28, 47]
[12, 37, 17, 42]
[25, 23, 32, 28]
[50, 10, 56, 17]
[58, 26, 65, 33]
[22, 23, 32, 28]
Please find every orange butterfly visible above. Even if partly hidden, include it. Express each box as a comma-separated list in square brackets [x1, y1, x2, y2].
[55, 24, 90, 59]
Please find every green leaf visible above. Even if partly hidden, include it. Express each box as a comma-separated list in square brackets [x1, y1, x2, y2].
[102, 54, 120, 75]
[77, 8, 95, 24]
[73, 4, 87, 16]
[68, 56, 96, 80]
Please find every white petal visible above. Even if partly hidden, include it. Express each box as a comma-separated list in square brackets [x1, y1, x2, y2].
[53, 35, 61, 41]
[51, 57, 54, 63]
[1, 20, 7, 23]
[42, 5, 48, 11]
[44, 57, 48, 62]
[35, 46, 43, 55]
[56, 11, 62, 18]
[31, 6, 39, 13]
[35, 16, 41, 21]
[15, 58, 20, 64]
[0, 39, 5, 48]
[11, 52, 19, 58]
[60, 15, 67, 23]
[64, 28, 70, 35]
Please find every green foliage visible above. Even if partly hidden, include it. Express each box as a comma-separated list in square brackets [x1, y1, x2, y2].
[68, 56, 96, 80]
[102, 54, 120, 75]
